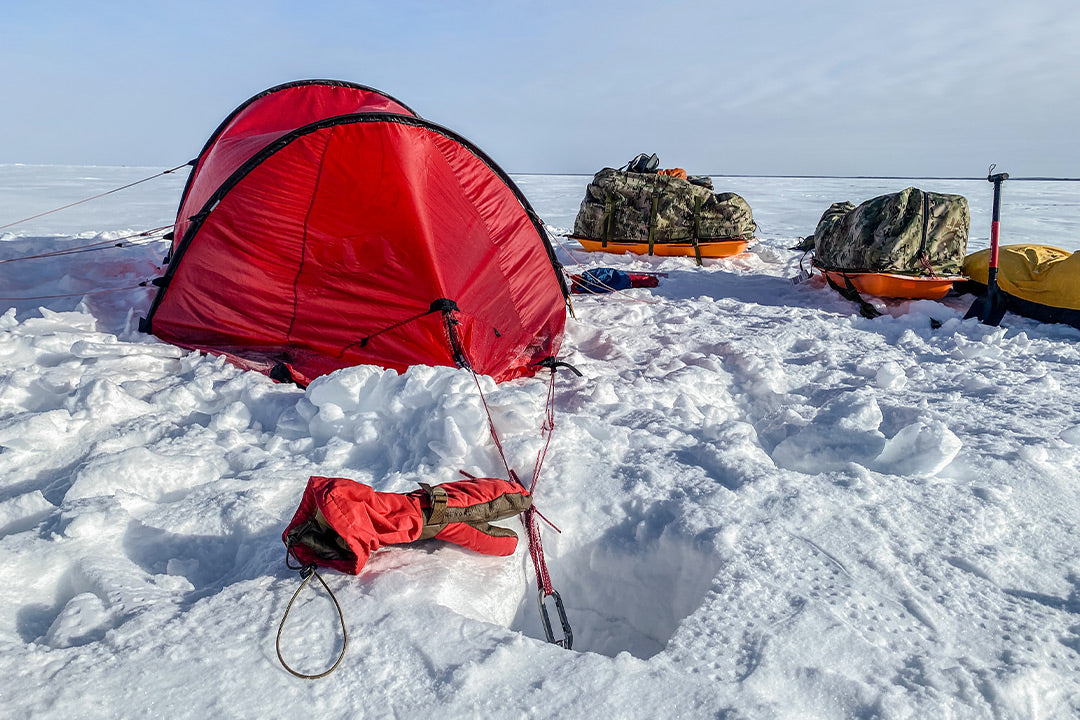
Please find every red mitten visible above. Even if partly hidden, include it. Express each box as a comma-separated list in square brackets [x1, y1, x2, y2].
[282, 476, 425, 574]
[411, 478, 532, 556]
[282, 476, 532, 574]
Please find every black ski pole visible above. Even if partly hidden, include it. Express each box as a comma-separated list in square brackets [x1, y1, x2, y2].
[965, 167, 1009, 325]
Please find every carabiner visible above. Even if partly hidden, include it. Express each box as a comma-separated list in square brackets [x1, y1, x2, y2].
[537, 588, 573, 650]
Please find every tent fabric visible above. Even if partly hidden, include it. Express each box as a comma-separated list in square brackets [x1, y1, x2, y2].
[143, 80, 568, 384]
[174, 80, 419, 250]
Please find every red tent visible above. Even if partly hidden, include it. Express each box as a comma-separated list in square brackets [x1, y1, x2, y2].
[141, 80, 568, 385]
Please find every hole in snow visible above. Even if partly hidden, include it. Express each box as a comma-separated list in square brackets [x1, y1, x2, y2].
[512, 512, 722, 659]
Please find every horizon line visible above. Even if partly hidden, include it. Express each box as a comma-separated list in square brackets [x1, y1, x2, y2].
[2, 162, 1077, 182]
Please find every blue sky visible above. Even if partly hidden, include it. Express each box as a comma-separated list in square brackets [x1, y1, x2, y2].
[2, 0, 1077, 176]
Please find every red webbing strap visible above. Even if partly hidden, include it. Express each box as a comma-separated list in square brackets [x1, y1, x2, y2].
[468, 368, 561, 586]
[529, 366, 558, 493]
[468, 367, 559, 532]
[464, 357, 572, 648]
[525, 508, 553, 594]
[918, 252, 939, 278]
[469, 370, 516, 482]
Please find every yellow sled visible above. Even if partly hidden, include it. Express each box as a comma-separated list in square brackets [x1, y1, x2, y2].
[963, 244, 1080, 328]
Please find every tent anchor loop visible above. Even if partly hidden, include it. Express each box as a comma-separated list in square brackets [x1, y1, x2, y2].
[535, 356, 582, 377]
[275, 540, 349, 679]
[438, 301, 471, 370]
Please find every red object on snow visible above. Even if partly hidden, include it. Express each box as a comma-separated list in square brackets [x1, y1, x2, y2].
[628, 273, 661, 288]
[568, 269, 661, 294]
[142, 80, 567, 385]
[283, 475, 529, 575]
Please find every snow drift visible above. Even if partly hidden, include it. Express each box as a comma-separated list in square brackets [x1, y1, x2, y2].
[1, 166, 1079, 718]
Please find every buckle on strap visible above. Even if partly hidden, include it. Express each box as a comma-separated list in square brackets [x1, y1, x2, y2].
[418, 482, 448, 528]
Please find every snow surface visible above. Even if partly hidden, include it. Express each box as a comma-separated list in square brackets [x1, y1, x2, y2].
[2, 165, 1080, 719]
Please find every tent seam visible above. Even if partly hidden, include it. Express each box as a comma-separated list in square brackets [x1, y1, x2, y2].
[286, 132, 335, 343]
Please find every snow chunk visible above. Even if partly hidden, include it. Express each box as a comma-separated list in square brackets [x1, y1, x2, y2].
[770, 391, 885, 473]
[0, 490, 55, 536]
[44, 592, 111, 649]
[65, 446, 226, 503]
[1060, 425, 1080, 446]
[0, 408, 79, 451]
[874, 361, 907, 390]
[873, 420, 962, 476]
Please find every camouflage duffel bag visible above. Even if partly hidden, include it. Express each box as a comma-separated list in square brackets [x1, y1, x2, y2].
[810, 187, 969, 276]
[573, 168, 755, 245]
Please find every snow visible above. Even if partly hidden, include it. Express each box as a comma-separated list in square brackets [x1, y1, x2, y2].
[2, 164, 1080, 718]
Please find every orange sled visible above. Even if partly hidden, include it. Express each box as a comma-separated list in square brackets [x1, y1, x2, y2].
[818, 269, 962, 300]
[574, 237, 749, 259]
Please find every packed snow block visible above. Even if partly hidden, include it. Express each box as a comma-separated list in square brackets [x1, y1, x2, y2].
[770, 392, 887, 473]
[811, 187, 969, 276]
[573, 168, 755, 244]
[873, 420, 962, 476]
